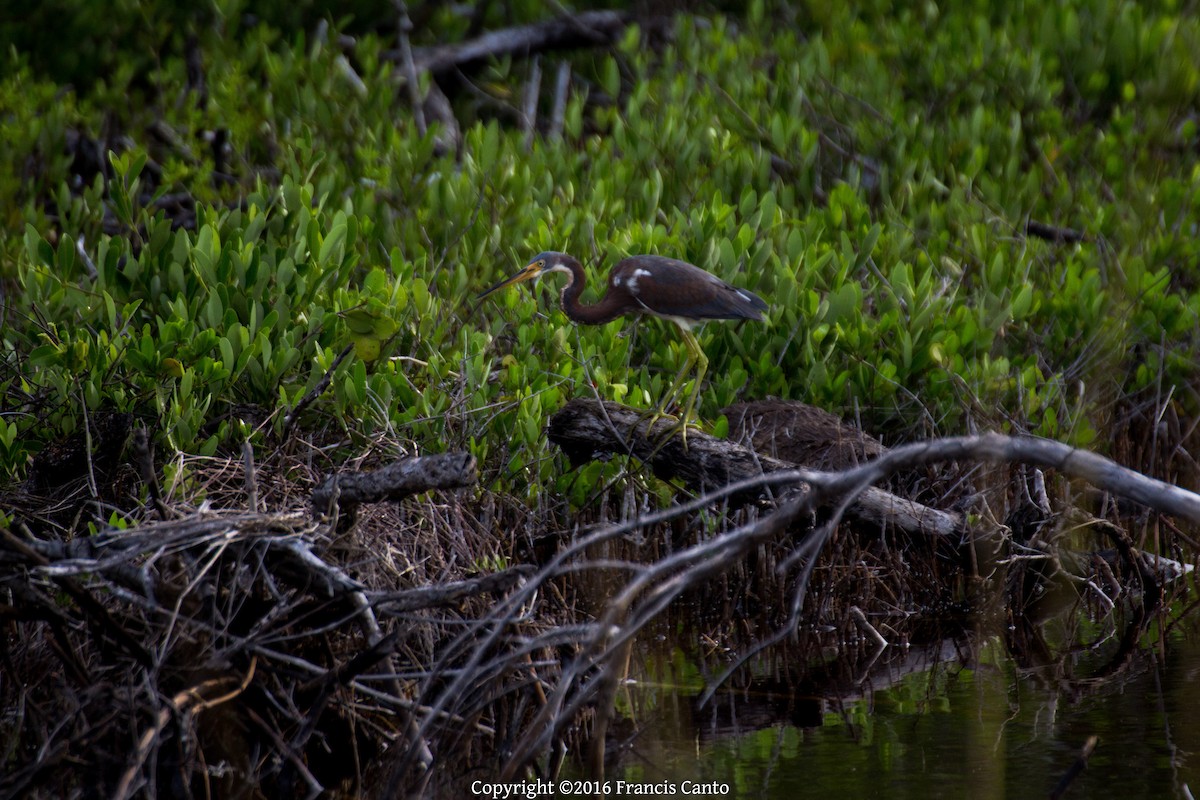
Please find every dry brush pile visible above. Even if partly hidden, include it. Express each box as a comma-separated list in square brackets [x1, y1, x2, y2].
[4, 399, 1198, 797]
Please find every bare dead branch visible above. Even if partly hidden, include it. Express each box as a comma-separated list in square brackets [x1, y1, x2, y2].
[132, 426, 172, 519]
[371, 565, 535, 614]
[0, 526, 153, 667]
[850, 605, 889, 648]
[283, 342, 353, 439]
[397, 10, 633, 76]
[115, 660, 257, 800]
[393, 0, 428, 136]
[837, 433, 1200, 526]
[550, 398, 1200, 531]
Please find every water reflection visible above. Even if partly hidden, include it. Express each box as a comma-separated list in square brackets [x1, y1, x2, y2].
[583, 600, 1200, 799]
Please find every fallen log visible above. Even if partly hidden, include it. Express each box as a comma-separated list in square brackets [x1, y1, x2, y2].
[546, 398, 965, 537]
[311, 451, 477, 520]
[548, 397, 1200, 537]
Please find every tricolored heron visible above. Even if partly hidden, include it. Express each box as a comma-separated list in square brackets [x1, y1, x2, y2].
[478, 251, 768, 434]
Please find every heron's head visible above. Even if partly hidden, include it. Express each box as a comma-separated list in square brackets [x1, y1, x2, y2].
[478, 252, 572, 299]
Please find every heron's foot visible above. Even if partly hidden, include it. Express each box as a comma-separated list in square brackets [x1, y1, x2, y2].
[636, 405, 677, 434]
[650, 414, 703, 453]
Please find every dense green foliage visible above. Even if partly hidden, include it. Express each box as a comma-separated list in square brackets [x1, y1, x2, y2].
[3, 0, 1199, 504]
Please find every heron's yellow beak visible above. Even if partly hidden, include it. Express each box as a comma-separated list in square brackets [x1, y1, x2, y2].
[477, 260, 543, 299]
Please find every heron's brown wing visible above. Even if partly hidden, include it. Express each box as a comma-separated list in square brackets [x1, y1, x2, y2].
[617, 256, 767, 321]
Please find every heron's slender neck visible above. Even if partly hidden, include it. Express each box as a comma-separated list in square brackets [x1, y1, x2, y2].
[557, 256, 626, 325]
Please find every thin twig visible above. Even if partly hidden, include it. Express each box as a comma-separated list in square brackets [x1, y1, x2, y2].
[243, 439, 258, 512]
[850, 605, 889, 648]
[1049, 735, 1098, 799]
[282, 343, 353, 438]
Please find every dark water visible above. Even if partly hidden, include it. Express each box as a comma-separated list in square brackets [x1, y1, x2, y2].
[580, 607, 1200, 799]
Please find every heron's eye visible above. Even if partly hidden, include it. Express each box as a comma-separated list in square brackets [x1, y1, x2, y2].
[536, 260, 545, 268]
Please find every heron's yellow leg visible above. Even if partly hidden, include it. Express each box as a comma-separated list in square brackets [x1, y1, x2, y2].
[677, 330, 707, 426]
[642, 328, 706, 450]
[654, 342, 697, 418]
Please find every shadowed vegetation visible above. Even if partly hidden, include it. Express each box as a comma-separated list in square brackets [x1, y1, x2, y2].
[1, 0, 1199, 795]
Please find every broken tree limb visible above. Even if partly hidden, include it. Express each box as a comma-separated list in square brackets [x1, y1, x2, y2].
[392, 10, 634, 76]
[311, 452, 477, 519]
[547, 398, 965, 537]
[838, 433, 1200, 527]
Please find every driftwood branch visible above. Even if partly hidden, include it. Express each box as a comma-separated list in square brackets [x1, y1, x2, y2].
[311, 451, 477, 519]
[547, 399, 965, 537]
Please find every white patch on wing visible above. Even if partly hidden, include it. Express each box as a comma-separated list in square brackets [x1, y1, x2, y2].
[628, 268, 653, 294]
[736, 289, 755, 304]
